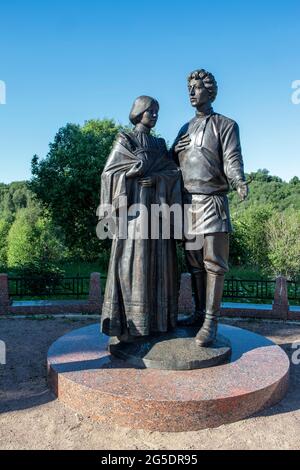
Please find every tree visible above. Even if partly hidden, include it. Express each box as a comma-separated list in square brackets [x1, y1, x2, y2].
[0, 181, 35, 223]
[229, 221, 248, 267]
[30, 119, 121, 261]
[228, 170, 300, 213]
[266, 209, 300, 280]
[7, 205, 67, 272]
[231, 204, 273, 271]
[290, 176, 300, 186]
[0, 218, 10, 269]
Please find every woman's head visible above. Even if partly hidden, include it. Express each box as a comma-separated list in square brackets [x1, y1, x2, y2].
[129, 96, 159, 129]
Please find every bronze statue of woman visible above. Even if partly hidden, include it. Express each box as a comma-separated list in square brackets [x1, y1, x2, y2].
[100, 96, 182, 343]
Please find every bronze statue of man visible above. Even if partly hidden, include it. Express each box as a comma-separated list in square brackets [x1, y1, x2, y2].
[171, 69, 248, 347]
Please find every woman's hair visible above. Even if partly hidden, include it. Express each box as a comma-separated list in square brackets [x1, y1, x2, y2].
[188, 69, 218, 103]
[129, 95, 159, 125]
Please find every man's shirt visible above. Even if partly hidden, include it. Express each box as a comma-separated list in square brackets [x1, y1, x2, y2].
[171, 111, 246, 195]
[171, 111, 246, 234]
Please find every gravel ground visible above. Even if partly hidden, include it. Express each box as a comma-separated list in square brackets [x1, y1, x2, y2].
[0, 316, 300, 450]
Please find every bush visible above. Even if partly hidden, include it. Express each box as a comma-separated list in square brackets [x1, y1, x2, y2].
[7, 205, 67, 274]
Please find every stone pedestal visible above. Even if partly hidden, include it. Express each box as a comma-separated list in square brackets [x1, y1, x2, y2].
[88, 272, 102, 313]
[0, 274, 9, 315]
[47, 323, 289, 432]
[109, 327, 231, 370]
[272, 276, 289, 320]
[178, 273, 194, 315]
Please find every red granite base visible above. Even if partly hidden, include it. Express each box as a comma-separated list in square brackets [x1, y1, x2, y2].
[47, 324, 290, 432]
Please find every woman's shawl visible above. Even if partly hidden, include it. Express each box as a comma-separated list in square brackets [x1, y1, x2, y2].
[100, 131, 182, 219]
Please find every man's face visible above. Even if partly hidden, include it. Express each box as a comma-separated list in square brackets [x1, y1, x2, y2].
[188, 78, 210, 108]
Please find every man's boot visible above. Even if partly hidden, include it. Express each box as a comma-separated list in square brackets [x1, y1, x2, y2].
[195, 273, 225, 347]
[178, 272, 206, 327]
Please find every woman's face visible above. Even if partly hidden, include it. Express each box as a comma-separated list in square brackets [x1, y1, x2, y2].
[140, 103, 159, 129]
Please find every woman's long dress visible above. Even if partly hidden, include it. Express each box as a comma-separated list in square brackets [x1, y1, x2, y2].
[100, 127, 182, 337]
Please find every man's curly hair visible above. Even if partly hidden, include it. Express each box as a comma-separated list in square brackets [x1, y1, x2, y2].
[188, 69, 218, 103]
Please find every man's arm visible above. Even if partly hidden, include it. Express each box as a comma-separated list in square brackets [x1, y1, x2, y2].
[221, 121, 248, 200]
[221, 121, 245, 186]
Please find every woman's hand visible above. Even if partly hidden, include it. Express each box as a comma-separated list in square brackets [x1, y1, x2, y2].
[138, 177, 155, 187]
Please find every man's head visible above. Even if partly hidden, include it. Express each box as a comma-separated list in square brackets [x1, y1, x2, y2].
[187, 69, 218, 108]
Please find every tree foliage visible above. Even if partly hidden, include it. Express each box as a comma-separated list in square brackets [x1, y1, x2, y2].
[266, 209, 300, 279]
[229, 169, 300, 212]
[30, 119, 121, 260]
[230, 204, 273, 270]
[0, 218, 10, 268]
[1, 119, 300, 281]
[7, 204, 67, 273]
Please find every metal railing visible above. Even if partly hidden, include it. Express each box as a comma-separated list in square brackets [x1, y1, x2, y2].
[223, 278, 276, 302]
[9, 275, 90, 300]
[287, 281, 300, 302]
[7, 275, 300, 304]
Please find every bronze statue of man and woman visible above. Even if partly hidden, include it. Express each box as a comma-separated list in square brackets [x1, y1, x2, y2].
[100, 69, 248, 349]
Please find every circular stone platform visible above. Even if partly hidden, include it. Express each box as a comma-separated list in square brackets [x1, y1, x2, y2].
[108, 328, 231, 370]
[47, 324, 290, 432]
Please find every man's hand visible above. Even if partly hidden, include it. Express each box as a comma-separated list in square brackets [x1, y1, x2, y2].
[174, 133, 191, 155]
[237, 181, 249, 201]
[138, 177, 155, 187]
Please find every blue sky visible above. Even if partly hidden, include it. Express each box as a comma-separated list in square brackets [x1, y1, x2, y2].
[0, 0, 299, 183]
